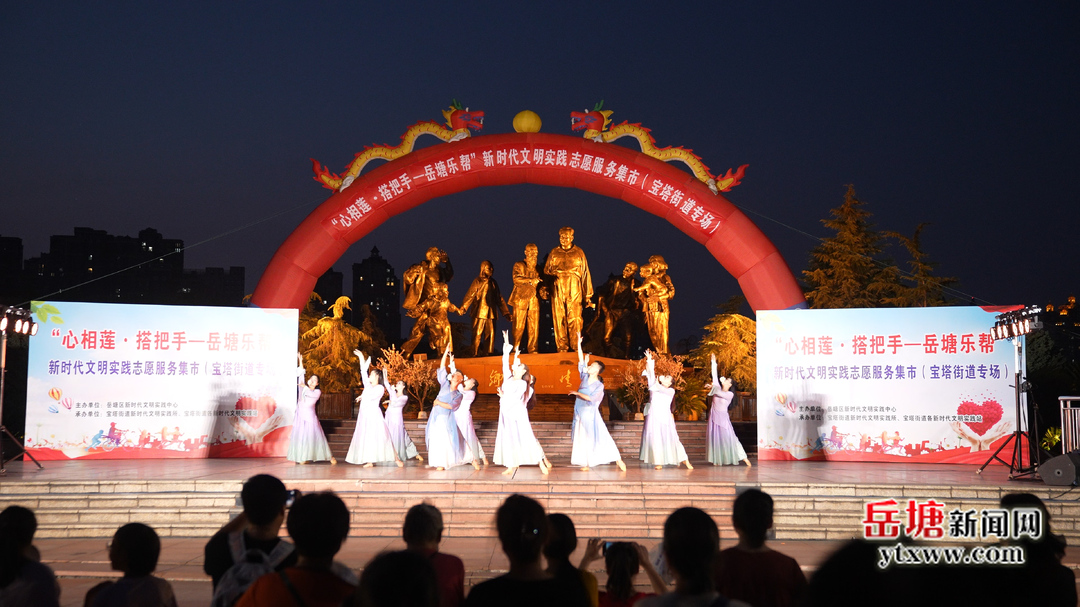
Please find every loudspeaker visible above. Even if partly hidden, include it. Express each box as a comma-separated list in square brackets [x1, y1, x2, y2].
[1042, 451, 1080, 486]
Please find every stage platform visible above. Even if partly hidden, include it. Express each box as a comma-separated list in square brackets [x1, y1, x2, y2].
[3, 457, 1080, 607]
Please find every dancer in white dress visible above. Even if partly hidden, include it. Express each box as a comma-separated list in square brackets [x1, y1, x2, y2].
[426, 344, 470, 470]
[639, 350, 693, 470]
[569, 334, 625, 471]
[383, 370, 423, 464]
[707, 353, 751, 467]
[493, 331, 551, 475]
[287, 353, 337, 465]
[345, 350, 403, 467]
[450, 358, 487, 467]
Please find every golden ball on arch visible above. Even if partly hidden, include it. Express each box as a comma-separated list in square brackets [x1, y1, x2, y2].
[513, 110, 542, 133]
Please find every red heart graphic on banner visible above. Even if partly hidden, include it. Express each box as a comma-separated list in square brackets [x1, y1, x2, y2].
[235, 395, 277, 428]
[957, 400, 1003, 436]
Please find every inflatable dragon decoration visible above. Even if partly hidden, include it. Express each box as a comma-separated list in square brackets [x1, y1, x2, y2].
[570, 101, 747, 194]
[312, 100, 484, 191]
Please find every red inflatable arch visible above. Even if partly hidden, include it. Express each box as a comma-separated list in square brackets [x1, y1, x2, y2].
[251, 132, 806, 312]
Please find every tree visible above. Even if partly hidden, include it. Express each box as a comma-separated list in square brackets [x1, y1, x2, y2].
[300, 296, 377, 392]
[378, 346, 438, 416]
[803, 185, 892, 308]
[880, 223, 957, 307]
[691, 296, 757, 392]
[298, 292, 324, 349]
[614, 352, 706, 418]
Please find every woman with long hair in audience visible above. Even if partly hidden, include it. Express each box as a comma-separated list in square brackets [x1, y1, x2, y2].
[345, 350, 403, 467]
[462, 495, 589, 607]
[0, 506, 60, 607]
[492, 332, 551, 475]
[636, 507, 748, 607]
[639, 350, 692, 470]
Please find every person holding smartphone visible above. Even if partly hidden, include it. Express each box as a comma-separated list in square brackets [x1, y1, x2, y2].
[578, 539, 667, 607]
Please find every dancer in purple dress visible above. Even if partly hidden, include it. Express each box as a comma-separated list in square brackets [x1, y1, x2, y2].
[287, 354, 336, 465]
[639, 350, 692, 470]
[383, 371, 423, 464]
[707, 354, 751, 466]
[450, 358, 487, 467]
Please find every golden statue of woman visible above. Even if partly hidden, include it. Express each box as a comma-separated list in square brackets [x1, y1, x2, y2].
[401, 247, 454, 357]
[634, 255, 673, 354]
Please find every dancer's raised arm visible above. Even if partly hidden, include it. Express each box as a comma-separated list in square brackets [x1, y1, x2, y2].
[711, 353, 719, 389]
[297, 353, 306, 389]
[576, 333, 590, 374]
[501, 330, 512, 379]
[643, 350, 658, 389]
[382, 366, 395, 396]
[354, 350, 373, 388]
[437, 343, 451, 385]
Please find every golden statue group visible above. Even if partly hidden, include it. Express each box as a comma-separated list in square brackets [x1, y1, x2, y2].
[287, 226, 753, 472]
[399, 225, 674, 358]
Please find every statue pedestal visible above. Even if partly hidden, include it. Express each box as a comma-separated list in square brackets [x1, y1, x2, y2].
[451, 352, 632, 395]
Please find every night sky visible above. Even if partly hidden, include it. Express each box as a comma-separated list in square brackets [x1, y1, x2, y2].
[2, 2, 1078, 345]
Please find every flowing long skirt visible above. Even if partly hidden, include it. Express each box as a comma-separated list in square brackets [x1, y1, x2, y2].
[456, 410, 485, 462]
[345, 404, 398, 464]
[493, 404, 546, 467]
[386, 406, 419, 460]
[425, 406, 465, 468]
[570, 403, 621, 467]
[707, 404, 748, 464]
[286, 402, 334, 463]
[639, 408, 688, 466]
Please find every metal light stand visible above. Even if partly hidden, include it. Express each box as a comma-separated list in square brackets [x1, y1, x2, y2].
[980, 332, 1036, 479]
[0, 327, 44, 474]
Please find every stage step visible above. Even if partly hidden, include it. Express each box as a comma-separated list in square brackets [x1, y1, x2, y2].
[4, 472, 1077, 545]
[321, 420, 755, 462]
[0, 477, 741, 540]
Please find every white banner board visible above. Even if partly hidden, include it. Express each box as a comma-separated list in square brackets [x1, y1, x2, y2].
[24, 301, 298, 459]
[757, 306, 1024, 463]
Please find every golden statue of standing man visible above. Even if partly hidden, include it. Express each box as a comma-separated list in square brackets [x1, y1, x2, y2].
[508, 243, 543, 353]
[544, 226, 594, 352]
[460, 260, 511, 356]
[401, 247, 454, 357]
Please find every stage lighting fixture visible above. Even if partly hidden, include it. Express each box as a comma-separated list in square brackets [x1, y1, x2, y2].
[991, 305, 1043, 342]
[980, 304, 1046, 481]
[1, 305, 43, 474]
